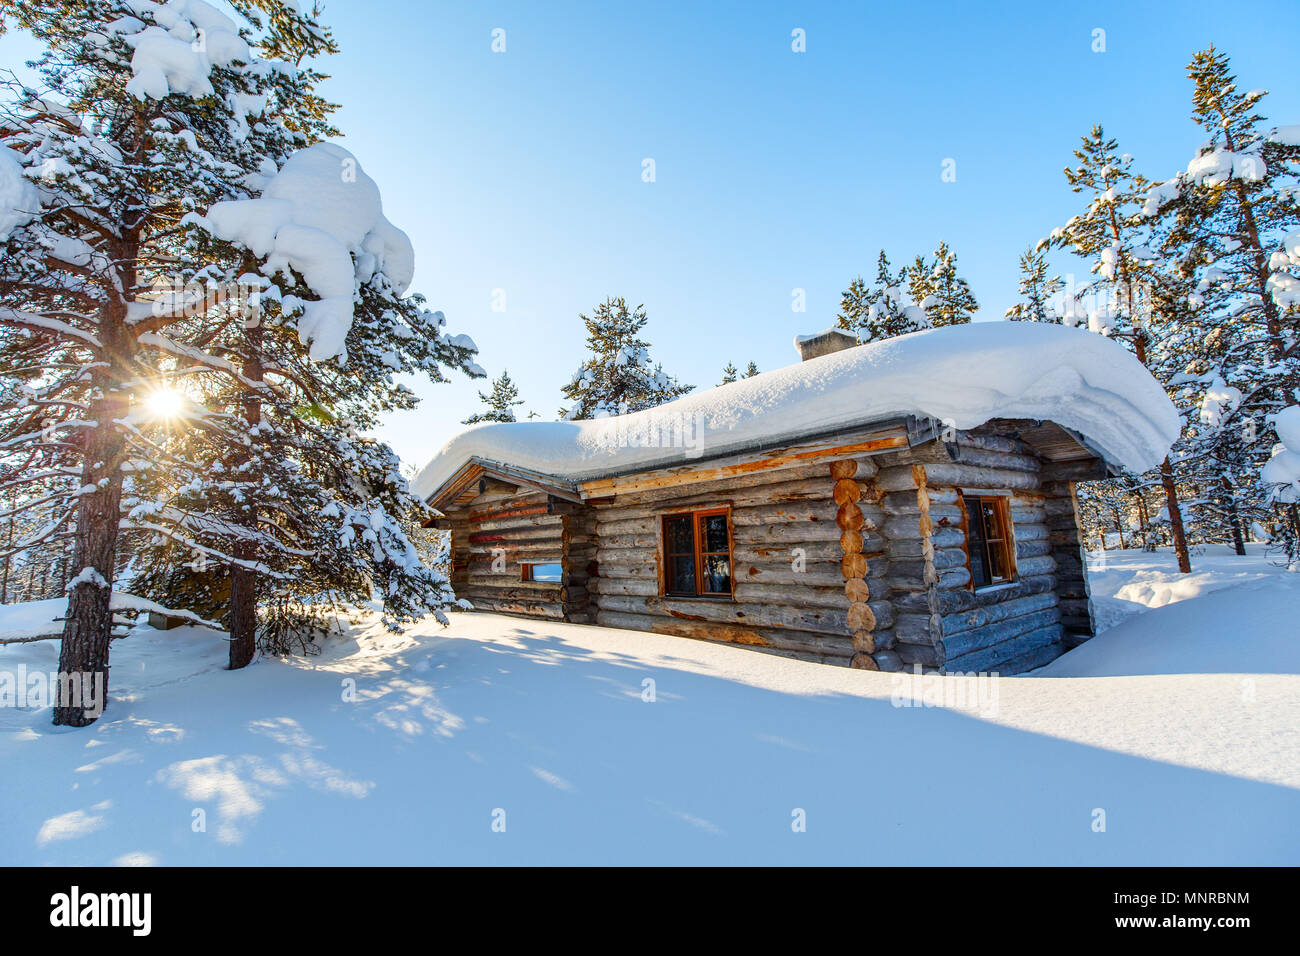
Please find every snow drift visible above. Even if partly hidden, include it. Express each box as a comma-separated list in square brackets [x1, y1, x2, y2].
[414, 322, 1181, 500]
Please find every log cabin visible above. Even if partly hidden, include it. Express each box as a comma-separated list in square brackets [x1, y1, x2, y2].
[414, 322, 1179, 674]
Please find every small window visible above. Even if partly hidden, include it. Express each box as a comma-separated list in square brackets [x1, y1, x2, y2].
[962, 494, 1016, 590]
[521, 562, 562, 583]
[662, 508, 732, 597]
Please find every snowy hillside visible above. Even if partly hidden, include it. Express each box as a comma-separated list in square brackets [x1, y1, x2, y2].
[1, 546, 1296, 865]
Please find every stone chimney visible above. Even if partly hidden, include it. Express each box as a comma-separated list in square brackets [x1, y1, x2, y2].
[794, 327, 860, 361]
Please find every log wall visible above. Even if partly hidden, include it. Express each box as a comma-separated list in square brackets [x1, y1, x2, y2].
[875, 428, 1093, 675]
[443, 485, 592, 622]
[588, 455, 893, 666]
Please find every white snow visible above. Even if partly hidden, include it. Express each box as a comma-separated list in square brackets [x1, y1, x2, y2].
[187, 142, 416, 362]
[0, 145, 40, 241]
[1186, 148, 1266, 187]
[414, 322, 1181, 501]
[1270, 125, 1300, 147]
[1262, 405, 1300, 503]
[0, 593, 220, 642]
[119, 0, 252, 103]
[1, 544, 1296, 864]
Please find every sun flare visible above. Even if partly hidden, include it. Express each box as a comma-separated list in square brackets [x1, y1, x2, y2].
[144, 388, 184, 420]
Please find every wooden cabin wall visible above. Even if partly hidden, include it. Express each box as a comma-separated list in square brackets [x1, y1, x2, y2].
[563, 504, 597, 624]
[1040, 460, 1099, 645]
[587, 455, 894, 667]
[436, 423, 1095, 676]
[876, 430, 1078, 675]
[445, 485, 590, 622]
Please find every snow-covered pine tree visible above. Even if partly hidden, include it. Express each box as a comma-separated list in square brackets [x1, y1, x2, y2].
[743, 361, 759, 378]
[1005, 247, 1063, 322]
[909, 241, 977, 327]
[718, 361, 738, 386]
[1146, 47, 1300, 561]
[1046, 125, 1194, 573]
[835, 250, 929, 342]
[0, 0, 481, 723]
[463, 369, 524, 424]
[560, 297, 692, 419]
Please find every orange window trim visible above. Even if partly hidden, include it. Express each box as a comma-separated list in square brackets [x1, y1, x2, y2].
[660, 506, 734, 598]
[960, 492, 1018, 591]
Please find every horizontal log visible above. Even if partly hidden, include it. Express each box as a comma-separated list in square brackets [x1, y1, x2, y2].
[467, 526, 568, 545]
[1015, 539, 1052, 559]
[995, 639, 1066, 675]
[882, 487, 961, 514]
[731, 503, 840, 526]
[943, 623, 1063, 674]
[469, 503, 550, 524]
[579, 431, 902, 498]
[591, 475, 839, 521]
[733, 582, 849, 610]
[469, 599, 565, 620]
[876, 463, 1043, 493]
[470, 513, 565, 534]
[735, 538, 883, 563]
[954, 432, 1029, 455]
[950, 445, 1042, 474]
[896, 642, 938, 667]
[885, 527, 965, 553]
[464, 575, 563, 592]
[588, 577, 659, 597]
[942, 591, 1060, 638]
[1015, 555, 1057, 577]
[596, 593, 851, 635]
[593, 610, 855, 661]
[595, 460, 846, 507]
[736, 521, 845, 544]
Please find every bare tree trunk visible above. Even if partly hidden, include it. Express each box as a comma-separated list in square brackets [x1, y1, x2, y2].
[1223, 479, 1246, 556]
[228, 316, 263, 671]
[1160, 457, 1192, 574]
[1136, 493, 1150, 550]
[53, 383, 127, 726]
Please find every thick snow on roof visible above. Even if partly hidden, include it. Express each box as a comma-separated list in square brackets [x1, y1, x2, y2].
[413, 322, 1180, 501]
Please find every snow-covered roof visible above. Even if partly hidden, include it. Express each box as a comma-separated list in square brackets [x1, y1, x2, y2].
[413, 322, 1180, 502]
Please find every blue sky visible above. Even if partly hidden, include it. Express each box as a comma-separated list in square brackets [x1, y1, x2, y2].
[4, 1, 1298, 470]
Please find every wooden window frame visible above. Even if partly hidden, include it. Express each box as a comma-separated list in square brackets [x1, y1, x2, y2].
[520, 562, 563, 585]
[659, 506, 734, 599]
[958, 492, 1018, 591]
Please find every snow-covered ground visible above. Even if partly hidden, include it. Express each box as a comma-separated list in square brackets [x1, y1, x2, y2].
[1, 545, 1296, 865]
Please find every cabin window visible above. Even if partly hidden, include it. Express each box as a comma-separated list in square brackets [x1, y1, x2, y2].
[521, 562, 562, 583]
[661, 508, 732, 597]
[962, 494, 1016, 590]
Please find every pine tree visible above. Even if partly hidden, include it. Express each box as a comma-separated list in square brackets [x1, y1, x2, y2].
[743, 361, 759, 378]
[834, 275, 871, 334]
[909, 241, 978, 327]
[1148, 47, 1300, 561]
[464, 370, 524, 424]
[0, 0, 481, 722]
[560, 297, 692, 419]
[835, 250, 929, 342]
[1005, 247, 1064, 322]
[1047, 125, 1194, 573]
[719, 362, 738, 386]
